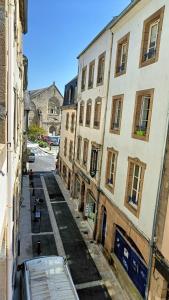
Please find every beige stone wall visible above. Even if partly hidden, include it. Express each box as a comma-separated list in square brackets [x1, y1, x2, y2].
[29, 84, 63, 135]
[96, 192, 150, 264]
[0, 0, 7, 144]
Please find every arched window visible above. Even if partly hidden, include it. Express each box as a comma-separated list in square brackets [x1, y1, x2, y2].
[93, 97, 102, 128]
[65, 113, 69, 130]
[79, 101, 84, 125]
[85, 99, 92, 127]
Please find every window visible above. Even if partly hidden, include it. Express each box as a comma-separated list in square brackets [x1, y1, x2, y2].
[64, 138, 67, 157]
[132, 89, 154, 141]
[77, 136, 82, 162]
[88, 61, 95, 89]
[115, 33, 130, 77]
[140, 7, 165, 67]
[70, 113, 75, 132]
[79, 101, 84, 125]
[83, 139, 89, 168]
[85, 100, 92, 127]
[65, 113, 69, 130]
[97, 52, 105, 85]
[125, 158, 146, 217]
[105, 148, 118, 193]
[90, 144, 99, 178]
[62, 165, 67, 180]
[110, 95, 123, 134]
[93, 98, 102, 128]
[86, 192, 96, 229]
[69, 140, 73, 162]
[81, 66, 87, 91]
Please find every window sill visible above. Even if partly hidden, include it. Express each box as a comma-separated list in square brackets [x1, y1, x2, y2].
[96, 81, 103, 87]
[85, 123, 90, 128]
[79, 122, 83, 126]
[139, 56, 157, 68]
[132, 132, 149, 142]
[110, 129, 120, 135]
[81, 88, 85, 92]
[93, 125, 100, 130]
[114, 70, 126, 78]
[105, 183, 114, 194]
[88, 85, 93, 90]
[124, 201, 140, 218]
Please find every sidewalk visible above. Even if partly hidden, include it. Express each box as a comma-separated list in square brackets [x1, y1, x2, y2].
[54, 173, 131, 300]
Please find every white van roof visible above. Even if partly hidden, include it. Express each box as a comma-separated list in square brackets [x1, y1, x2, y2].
[24, 256, 79, 300]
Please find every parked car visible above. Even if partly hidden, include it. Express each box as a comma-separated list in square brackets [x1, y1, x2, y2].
[42, 135, 50, 143]
[27, 152, 35, 163]
[48, 136, 60, 146]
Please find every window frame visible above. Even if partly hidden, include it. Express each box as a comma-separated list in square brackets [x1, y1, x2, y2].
[82, 138, 89, 169]
[132, 89, 154, 141]
[85, 99, 92, 127]
[93, 97, 102, 129]
[69, 140, 73, 162]
[76, 136, 82, 162]
[64, 137, 67, 157]
[105, 148, 118, 193]
[139, 6, 165, 68]
[81, 66, 87, 91]
[114, 33, 130, 77]
[97, 52, 106, 86]
[79, 101, 84, 125]
[110, 94, 124, 135]
[70, 113, 75, 133]
[124, 157, 146, 218]
[88, 60, 95, 89]
[65, 112, 69, 130]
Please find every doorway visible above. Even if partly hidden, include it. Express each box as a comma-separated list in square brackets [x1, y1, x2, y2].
[68, 172, 71, 190]
[80, 182, 85, 212]
[101, 207, 107, 246]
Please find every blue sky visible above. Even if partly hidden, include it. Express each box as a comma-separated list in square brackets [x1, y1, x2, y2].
[24, 0, 131, 95]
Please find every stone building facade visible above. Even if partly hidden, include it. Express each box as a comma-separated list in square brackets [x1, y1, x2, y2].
[0, 0, 27, 298]
[59, 77, 77, 192]
[29, 82, 63, 136]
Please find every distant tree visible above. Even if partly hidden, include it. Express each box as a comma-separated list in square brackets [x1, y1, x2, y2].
[28, 124, 46, 141]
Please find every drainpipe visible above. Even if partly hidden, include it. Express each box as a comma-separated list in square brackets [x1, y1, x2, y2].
[72, 102, 78, 197]
[93, 31, 114, 240]
[145, 102, 169, 299]
[7, 1, 14, 299]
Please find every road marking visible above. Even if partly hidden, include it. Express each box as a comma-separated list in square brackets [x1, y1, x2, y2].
[31, 232, 54, 235]
[50, 200, 66, 204]
[41, 176, 66, 257]
[75, 280, 104, 290]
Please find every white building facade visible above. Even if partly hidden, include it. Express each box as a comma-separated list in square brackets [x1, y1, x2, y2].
[73, 29, 113, 234]
[96, 0, 169, 299]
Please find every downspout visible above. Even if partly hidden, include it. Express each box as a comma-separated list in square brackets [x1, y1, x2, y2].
[7, 1, 14, 299]
[93, 31, 114, 240]
[145, 101, 169, 299]
[72, 102, 78, 197]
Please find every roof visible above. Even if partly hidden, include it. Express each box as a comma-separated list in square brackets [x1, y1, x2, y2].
[25, 256, 79, 300]
[29, 83, 63, 99]
[77, 0, 140, 58]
